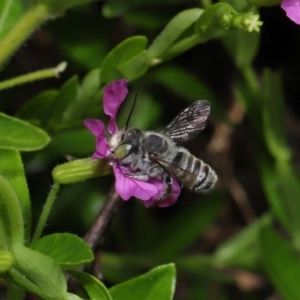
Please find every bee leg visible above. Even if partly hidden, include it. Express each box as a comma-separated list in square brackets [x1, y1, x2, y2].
[156, 175, 173, 203]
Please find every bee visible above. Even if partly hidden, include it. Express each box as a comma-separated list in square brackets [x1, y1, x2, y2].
[109, 99, 217, 201]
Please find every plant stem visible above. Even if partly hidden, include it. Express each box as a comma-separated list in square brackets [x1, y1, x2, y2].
[84, 186, 122, 250]
[31, 181, 60, 246]
[0, 4, 50, 66]
[0, 175, 24, 246]
[0, 62, 67, 91]
[159, 33, 206, 63]
[241, 66, 260, 93]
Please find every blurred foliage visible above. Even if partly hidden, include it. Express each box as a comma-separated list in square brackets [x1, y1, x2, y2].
[1, 0, 300, 299]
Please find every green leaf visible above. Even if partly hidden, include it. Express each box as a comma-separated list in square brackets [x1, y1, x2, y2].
[275, 162, 300, 250]
[12, 244, 67, 298]
[0, 0, 27, 41]
[258, 149, 300, 250]
[0, 113, 50, 151]
[63, 69, 101, 121]
[118, 50, 150, 81]
[222, 29, 259, 68]
[32, 233, 94, 269]
[66, 293, 85, 300]
[102, 0, 184, 18]
[16, 90, 58, 127]
[147, 8, 203, 59]
[47, 75, 79, 129]
[258, 152, 289, 228]
[48, 129, 95, 156]
[68, 270, 112, 300]
[151, 65, 215, 100]
[152, 194, 224, 259]
[101, 36, 148, 83]
[261, 69, 292, 162]
[37, 0, 95, 14]
[260, 226, 300, 300]
[0, 174, 24, 246]
[151, 65, 224, 119]
[0, 150, 31, 243]
[221, 0, 249, 10]
[109, 264, 176, 300]
[214, 213, 271, 270]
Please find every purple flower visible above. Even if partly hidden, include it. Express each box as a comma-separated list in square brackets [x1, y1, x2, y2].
[281, 0, 300, 24]
[84, 79, 181, 207]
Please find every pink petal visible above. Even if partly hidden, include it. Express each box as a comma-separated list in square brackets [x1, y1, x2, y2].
[144, 179, 181, 208]
[84, 119, 105, 136]
[84, 119, 109, 158]
[282, 0, 300, 25]
[103, 79, 128, 134]
[113, 165, 158, 200]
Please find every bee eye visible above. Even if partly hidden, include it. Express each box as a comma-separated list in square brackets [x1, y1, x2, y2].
[114, 144, 132, 159]
[121, 134, 125, 141]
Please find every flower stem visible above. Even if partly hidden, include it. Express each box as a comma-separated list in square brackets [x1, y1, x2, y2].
[31, 181, 60, 246]
[0, 175, 24, 246]
[84, 186, 122, 250]
[0, 62, 67, 91]
[0, 4, 50, 66]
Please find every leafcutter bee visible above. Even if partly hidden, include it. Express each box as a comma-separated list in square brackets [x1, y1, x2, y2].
[109, 99, 217, 201]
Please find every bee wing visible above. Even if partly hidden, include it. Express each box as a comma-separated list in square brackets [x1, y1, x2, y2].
[150, 154, 192, 185]
[161, 100, 211, 142]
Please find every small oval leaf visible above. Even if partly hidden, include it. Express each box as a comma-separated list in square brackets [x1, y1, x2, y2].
[101, 36, 147, 83]
[12, 244, 67, 298]
[109, 263, 176, 300]
[0, 113, 50, 151]
[32, 233, 94, 269]
[260, 227, 300, 300]
[69, 270, 112, 300]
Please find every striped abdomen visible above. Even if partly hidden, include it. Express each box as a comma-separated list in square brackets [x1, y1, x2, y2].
[171, 148, 217, 193]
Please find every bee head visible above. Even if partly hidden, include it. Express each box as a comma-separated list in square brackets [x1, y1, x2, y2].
[109, 92, 140, 161]
[109, 128, 141, 160]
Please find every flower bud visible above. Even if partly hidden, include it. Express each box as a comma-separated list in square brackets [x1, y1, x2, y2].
[0, 250, 14, 273]
[52, 158, 112, 184]
[232, 12, 263, 32]
[195, 3, 263, 38]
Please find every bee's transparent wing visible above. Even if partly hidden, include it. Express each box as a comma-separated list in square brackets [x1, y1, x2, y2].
[150, 154, 192, 186]
[161, 100, 211, 142]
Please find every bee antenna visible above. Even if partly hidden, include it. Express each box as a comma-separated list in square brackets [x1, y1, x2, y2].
[125, 92, 137, 129]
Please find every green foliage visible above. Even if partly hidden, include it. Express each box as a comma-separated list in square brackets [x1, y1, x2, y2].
[147, 8, 203, 59]
[68, 270, 112, 300]
[0, 150, 31, 242]
[32, 233, 94, 268]
[0, 113, 50, 151]
[0, 0, 27, 41]
[101, 36, 149, 82]
[12, 245, 67, 298]
[0, 0, 299, 299]
[260, 227, 300, 300]
[109, 264, 176, 300]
